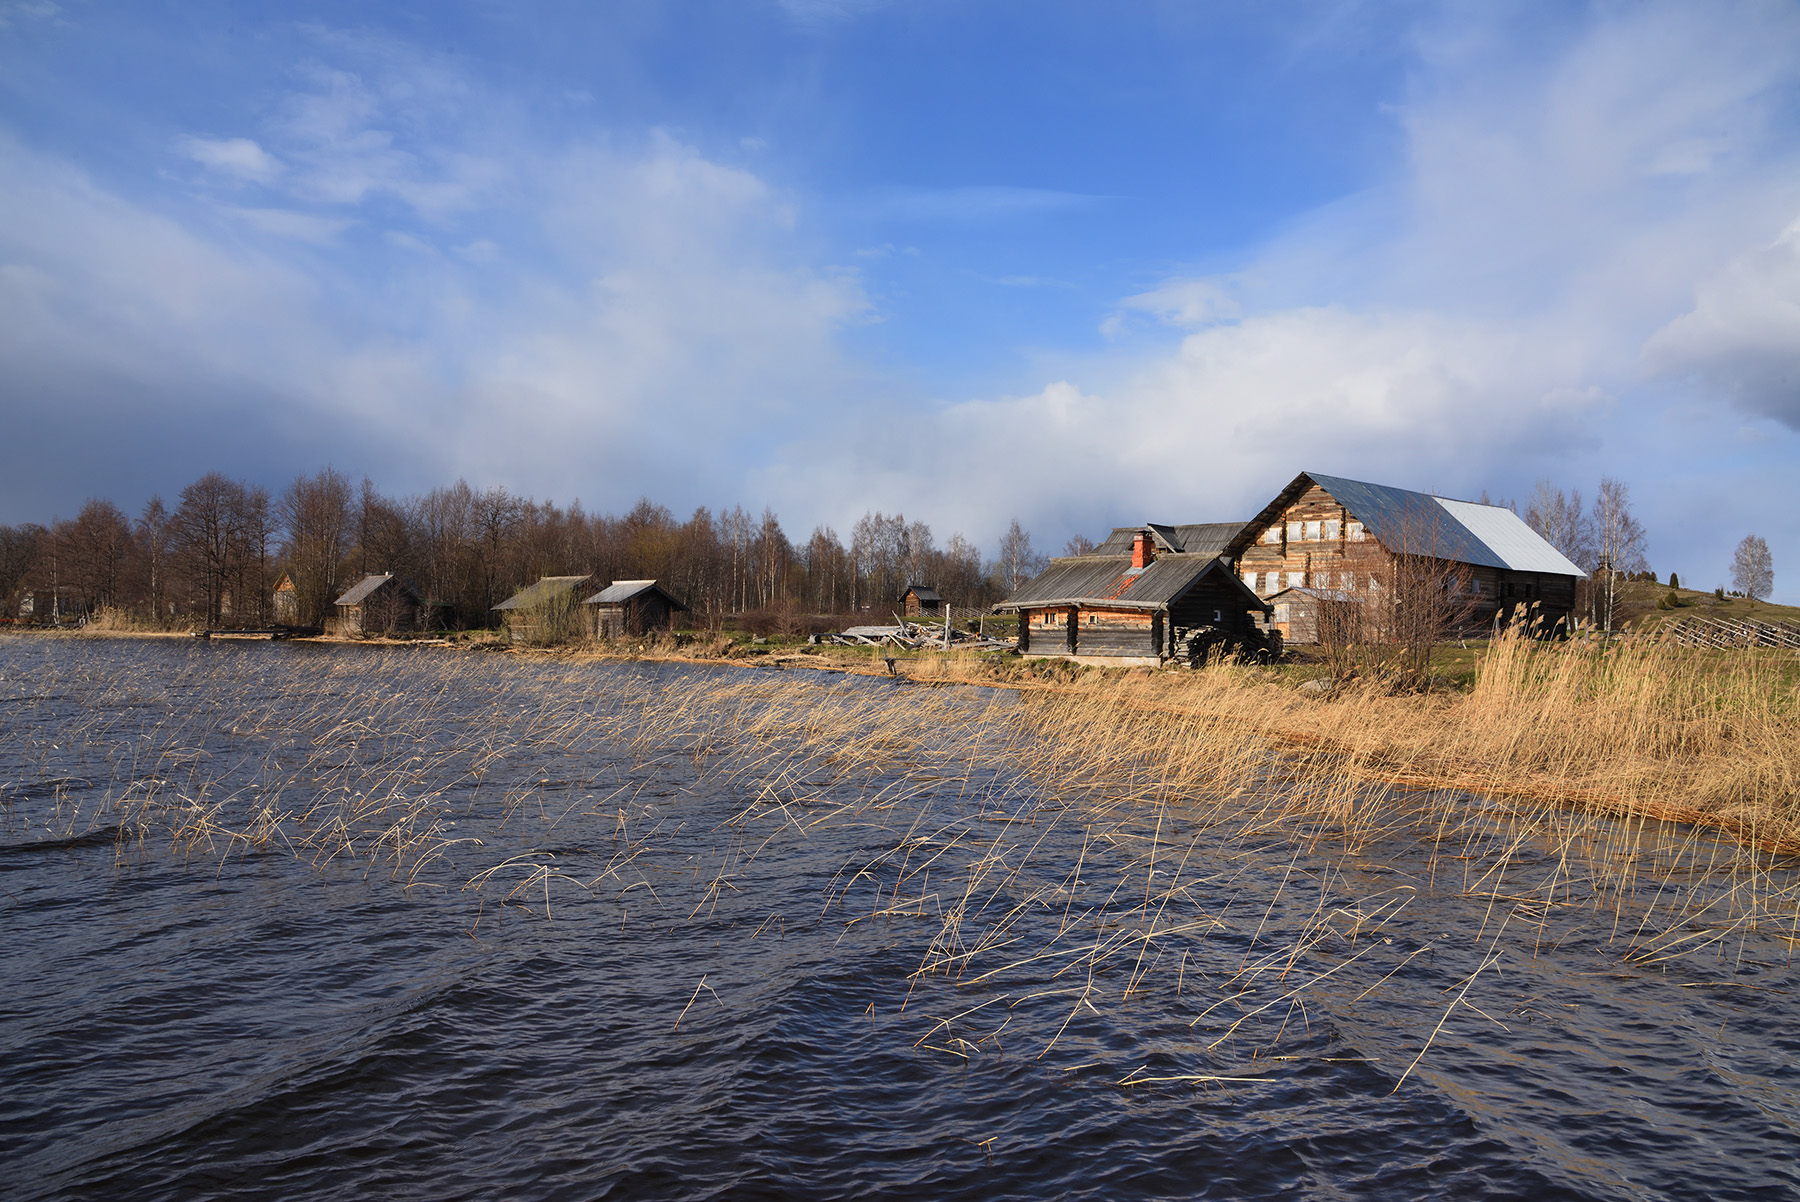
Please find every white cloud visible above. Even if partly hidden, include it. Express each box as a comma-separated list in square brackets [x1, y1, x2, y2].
[182, 136, 283, 184]
[768, 0, 1800, 556]
[223, 206, 349, 245]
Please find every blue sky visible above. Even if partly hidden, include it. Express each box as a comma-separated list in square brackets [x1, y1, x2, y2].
[2, 0, 1798, 599]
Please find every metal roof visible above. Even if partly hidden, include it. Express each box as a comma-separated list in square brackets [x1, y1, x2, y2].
[997, 553, 1251, 612]
[1434, 499, 1586, 575]
[492, 575, 592, 611]
[1232, 472, 1583, 578]
[583, 579, 688, 609]
[334, 574, 419, 607]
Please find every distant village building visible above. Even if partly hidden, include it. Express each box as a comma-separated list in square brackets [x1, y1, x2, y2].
[271, 573, 300, 625]
[902, 585, 943, 616]
[996, 524, 1271, 666]
[584, 579, 688, 639]
[492, 575, 593, 643]
[334, 574, 424, 636]
[1228, 472, 1585, 639]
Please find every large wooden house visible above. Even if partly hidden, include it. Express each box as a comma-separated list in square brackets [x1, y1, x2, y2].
[584, 579, 688, 639]
[996, 524, 1271, 666]
[1228, 472, 1585, 638]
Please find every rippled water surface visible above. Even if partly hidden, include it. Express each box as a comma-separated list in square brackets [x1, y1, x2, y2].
[2, 636, 1797, 1200]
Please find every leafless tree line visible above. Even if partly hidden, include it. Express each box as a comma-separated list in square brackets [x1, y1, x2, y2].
[0, 467, 1036, 628]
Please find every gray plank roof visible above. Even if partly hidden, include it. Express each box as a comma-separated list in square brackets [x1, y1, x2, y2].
[997, 553, 1239, 611]
[583, 579, 688, 609]
[1093, 522, 1247, 556]
[334, 574, 418, 607]
[492, 575, 592, 611]
[904, 584, 942, 602]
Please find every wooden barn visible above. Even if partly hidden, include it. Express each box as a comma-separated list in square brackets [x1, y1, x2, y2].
[584, 579, 688, 639]
[334, 574, 424, 635]
[902, 584, 943, 616]
[996, 525, 1272, 666]
[1228, 472, 1586, 637]
[492, 575, 593, 643]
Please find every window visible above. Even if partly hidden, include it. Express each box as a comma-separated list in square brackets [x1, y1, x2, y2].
[1243, 571, 1258, 592]
[1088, 614, 1096, 625]
[1323, 519, 1340, 541]
[1304, 520, 1321, 541]
[1263, 526, 1283, 544]
[1287, 571, 1304, 589]
[1347, 521, 1365, 541]
[1340, 571, 1355, 590]
[1286, 521, 1303, 542]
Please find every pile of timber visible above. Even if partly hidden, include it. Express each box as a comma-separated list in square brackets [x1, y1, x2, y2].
[817, 619, 1013, 651]
[1662, 615, 1800, 650]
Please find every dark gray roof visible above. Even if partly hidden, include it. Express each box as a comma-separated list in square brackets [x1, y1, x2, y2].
[1230, 472, 1583, 577]
[493, 575, 592, 611]
[583, 579, 688, 609]
[334, 574, 419, 607]
[997, 553, 1252, 612]
[1094, 522, 1247, 556]
[904, 584, 942, 602]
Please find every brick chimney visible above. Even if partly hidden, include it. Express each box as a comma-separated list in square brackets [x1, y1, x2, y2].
[1132, 531, 1154, 569]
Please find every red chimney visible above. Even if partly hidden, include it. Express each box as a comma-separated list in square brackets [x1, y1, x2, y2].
[1132, 531, 1153, 569]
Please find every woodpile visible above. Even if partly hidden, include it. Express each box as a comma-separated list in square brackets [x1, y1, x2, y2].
[815, 619, 1013, 651]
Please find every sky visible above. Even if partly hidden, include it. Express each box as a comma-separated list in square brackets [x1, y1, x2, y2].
[1, 0, 1798, 600]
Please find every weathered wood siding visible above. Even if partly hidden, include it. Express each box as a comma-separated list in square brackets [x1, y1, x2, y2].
[1237, 482, 1581, 632]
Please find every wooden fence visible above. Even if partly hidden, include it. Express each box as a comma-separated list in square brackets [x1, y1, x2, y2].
[1661, 615, 1800, 650]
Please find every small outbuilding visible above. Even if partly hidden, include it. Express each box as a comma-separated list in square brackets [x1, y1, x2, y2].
[334, 574, 424, 635]
[902, 584, 943, 616]
[271, 573, 300, 625]
[584, 579, 688, 639]
[492, 575, 593, 643]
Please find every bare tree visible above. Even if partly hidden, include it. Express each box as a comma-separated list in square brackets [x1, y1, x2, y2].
[1525, 480, 1594, 571]
[1063, 533, 1098, 556]
[994, 518, 1049, 595]
[279, 468, 354, 625]
[55, 499, 133, 616]
[1591, 477, 1648, 632]
[0, 523, 45, 618]
[135, 497, 174, 624]
[1732, 534, 1774, 601]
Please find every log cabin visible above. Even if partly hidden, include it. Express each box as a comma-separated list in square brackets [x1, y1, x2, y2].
[334, 574, 424, 635]
[584, 579, 688, 639]
[492, 575, 593, 643]
[996, 524, 1272, 666]
[902, 584, 943, 616]
[1228, 472, 1585, 639]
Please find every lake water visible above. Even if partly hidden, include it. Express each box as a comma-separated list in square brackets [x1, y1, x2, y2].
[2, 636, 1797, 1200]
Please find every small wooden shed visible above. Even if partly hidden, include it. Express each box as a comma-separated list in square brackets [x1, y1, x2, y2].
[584, 579, 688, 639]
[902, 584, 943, 616]
[334, 574, 424, 635]
[492, 575, 593, 643]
